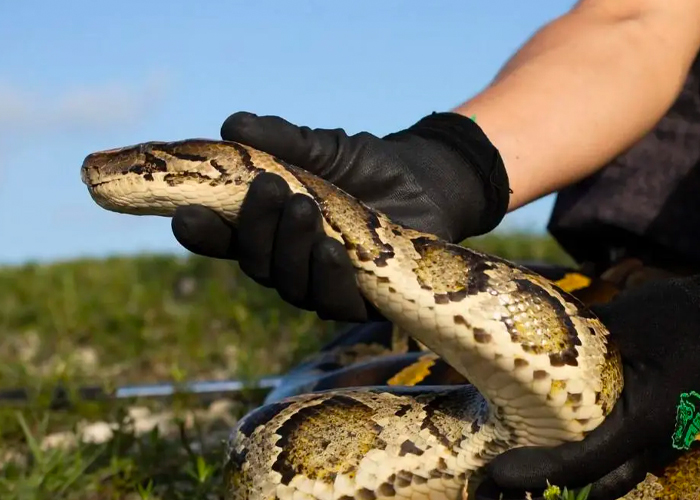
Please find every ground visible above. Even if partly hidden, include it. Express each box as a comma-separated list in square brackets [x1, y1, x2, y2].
[0, 234, 573, 500]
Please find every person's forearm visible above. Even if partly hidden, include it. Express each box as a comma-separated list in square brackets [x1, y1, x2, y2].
[454, 0, 700, 210]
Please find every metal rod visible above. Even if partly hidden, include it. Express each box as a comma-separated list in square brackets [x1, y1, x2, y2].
[113, 376, 283, 398]
[0, 376, 283, 410]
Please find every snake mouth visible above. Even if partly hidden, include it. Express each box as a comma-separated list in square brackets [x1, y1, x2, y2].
[80, 143, 151, 189]
[80, 168, 114, 191]
[83, 178, 114, 189]
[81, 154, 133, 191]
[80, 155, 107, 189]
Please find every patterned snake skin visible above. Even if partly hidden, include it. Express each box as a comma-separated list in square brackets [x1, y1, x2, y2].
[81, 139, 700, 499]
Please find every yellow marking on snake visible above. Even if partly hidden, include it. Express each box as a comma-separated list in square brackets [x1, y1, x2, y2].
[81, 138, 697, 499]
[387, 353, 439, 386]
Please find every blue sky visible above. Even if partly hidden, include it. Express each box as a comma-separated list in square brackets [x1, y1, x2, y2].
[0, 1, 576, 265]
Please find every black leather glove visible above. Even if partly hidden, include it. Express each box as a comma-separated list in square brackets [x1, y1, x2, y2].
[475, 274, 700, 500]
[171, 111, 509, 322]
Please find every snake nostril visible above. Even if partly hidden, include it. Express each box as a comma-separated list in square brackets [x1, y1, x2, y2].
[80, 165, 91, 186]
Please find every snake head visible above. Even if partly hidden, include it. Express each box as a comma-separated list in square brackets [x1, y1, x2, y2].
[80, 139, 219, 187]
[80, 139, 245, 218]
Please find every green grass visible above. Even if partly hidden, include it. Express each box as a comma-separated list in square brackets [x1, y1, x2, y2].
[0, 232, 574, 499]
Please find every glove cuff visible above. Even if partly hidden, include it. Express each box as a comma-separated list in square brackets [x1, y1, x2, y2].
[398, 112, 510, 236]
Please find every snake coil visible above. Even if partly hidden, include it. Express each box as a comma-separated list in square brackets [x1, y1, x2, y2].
[82, 139, 698, 499]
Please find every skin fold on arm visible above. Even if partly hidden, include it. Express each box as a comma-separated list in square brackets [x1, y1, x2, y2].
[454, 0, 700, 211]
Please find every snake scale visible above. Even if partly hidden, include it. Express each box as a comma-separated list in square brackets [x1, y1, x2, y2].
[81, 139, 699, 500]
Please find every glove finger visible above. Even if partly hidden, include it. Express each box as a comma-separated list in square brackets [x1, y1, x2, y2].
[484, 395, 642, 490]
[220, 111, 341, 175]
[473, 446, 662, 500]
[237, 172, 290, 287]
[272, 193, 325, 309]
[586, 446, 678, 500]
[473, 476, 546, 500]
[309, 238, 375, 322]
[172, 205, 239, 260]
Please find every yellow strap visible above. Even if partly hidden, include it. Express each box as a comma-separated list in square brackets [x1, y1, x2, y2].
[554, 272, 592, 293]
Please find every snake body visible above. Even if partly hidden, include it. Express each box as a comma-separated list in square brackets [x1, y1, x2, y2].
[81, 139, 697, 499]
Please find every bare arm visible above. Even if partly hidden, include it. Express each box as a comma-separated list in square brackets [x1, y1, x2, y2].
[454, 0, 700, 210]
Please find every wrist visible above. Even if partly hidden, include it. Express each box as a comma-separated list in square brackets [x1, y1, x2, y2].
[398, 112, 510, 237]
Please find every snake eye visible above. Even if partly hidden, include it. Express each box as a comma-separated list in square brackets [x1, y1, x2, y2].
[127, 164, 146, 175]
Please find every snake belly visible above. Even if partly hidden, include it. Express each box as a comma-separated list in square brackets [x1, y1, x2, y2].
[81, 139, 625, 499]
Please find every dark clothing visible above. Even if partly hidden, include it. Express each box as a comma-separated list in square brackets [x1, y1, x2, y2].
[548, 56, 700, 273]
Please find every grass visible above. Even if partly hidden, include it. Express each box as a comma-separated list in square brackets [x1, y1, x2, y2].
[0, 232, 576, 499]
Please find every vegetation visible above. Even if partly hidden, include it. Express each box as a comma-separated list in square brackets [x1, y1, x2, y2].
[0, 233, 576, 499]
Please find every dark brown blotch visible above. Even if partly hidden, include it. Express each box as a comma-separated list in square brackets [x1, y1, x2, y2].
[127, 152, 168, 176]
[377, 483, 396, 496]
[395, 470, 413, 488]
[355, 246, 373, 262]
[567, 393, 582, 404]
[398, 440, 424, 456]
[210, 159, 227, 175]
[470, 419, 481, 434]
[373, 249, 395, 267]
[231, 143, 264, 174]
[549, 351, 579, 367]
[447, 289, 467, 302]
[453, 315, 470, 327]
[171, 152, 208, 162]
[357, 488, 376, 500]
[473, 328, 492, 344]
[514, 358, 529, 369]
[236, 400, 294, 437]
[151, 142, 209, 163]
[434, 294, 449, 304]
[394, 404, 411, 417]
[164, 171, 215, 186]
[413, 474, 428, 484]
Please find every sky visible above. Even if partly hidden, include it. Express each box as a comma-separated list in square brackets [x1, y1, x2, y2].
[0, 1, 577, 265]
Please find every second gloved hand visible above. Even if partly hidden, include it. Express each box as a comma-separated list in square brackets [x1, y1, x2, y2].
[474, 273, 700, 500]
[172, 111, 509, 322]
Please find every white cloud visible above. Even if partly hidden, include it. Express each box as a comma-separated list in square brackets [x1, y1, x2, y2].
[0, 71, 169, 133]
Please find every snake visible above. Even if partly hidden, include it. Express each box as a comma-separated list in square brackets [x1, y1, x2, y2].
[81, 139, 700, 499]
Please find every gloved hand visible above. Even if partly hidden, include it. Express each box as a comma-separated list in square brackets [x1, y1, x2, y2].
[475, 273, 700, 500]
[171, 111, 509, 322]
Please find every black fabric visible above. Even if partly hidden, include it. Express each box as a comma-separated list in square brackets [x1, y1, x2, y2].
[548, 56, 700, 271]
[475, 273, 700, 500]
[218, 111, 508, 241]
[386, 112, 510, 235]
[173, 110, 508, 322]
